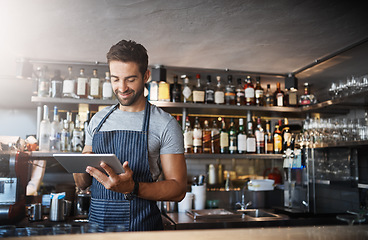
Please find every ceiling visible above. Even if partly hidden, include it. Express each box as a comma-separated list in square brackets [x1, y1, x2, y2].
[1, 0, 368, 107]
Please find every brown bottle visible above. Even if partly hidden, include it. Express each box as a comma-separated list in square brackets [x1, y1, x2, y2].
[202, 120, 211, 153]
[273, 82, 285, 107]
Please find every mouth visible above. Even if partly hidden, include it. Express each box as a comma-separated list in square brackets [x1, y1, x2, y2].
[118, 91, 133, 98]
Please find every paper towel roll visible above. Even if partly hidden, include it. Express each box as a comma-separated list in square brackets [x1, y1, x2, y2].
[191, 184, 206, 210]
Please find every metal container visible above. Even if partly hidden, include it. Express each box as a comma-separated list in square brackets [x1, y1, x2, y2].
[49, 198, 69, 222]
[161, 201, 177, 213]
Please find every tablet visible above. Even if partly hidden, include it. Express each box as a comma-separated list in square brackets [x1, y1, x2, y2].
[53, 153, 124, 174]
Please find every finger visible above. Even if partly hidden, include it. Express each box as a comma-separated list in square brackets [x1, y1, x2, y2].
[86, 166, 109, 185]
[100, 162, 117, 178]
[122, 161, 132, 174]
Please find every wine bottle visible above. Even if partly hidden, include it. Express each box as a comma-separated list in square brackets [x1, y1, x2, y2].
[183, 116, 193, 153]
[220, 119, 229, 154]
[211, 120, 220, 154]
[228, 118, 237, 154]
[204, 75, 214, 104]
[202, 120, 211, 153]
[193, 117, 203, 153]
[255, 117, 265, 154]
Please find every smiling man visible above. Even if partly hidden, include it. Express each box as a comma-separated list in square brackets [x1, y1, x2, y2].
[73, 40, 187, 232]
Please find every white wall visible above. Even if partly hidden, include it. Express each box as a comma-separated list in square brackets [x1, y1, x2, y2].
[0, 108, 37, 139]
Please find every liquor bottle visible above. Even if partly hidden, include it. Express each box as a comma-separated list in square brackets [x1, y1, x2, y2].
[299, 82, 317, 106]
[254, 77, 264, 106]
[183, 116, 193, 153]
[176, 115, 182, 127]
[246, 119, 256, 153]
[89, 69, 101, 99]
[237, 118, 247, 154]
[76, 68, 88, 99]
[225, 75, 236, 105]
[273, 82, 285, 107]
[211, 120, 220, 154]
[50, 69, 63, 98]
[288, 88, 298, 107]
[220, 119, 229, 154]
[214, 76, 225, 104]
[60, 119, 70, 152]
[37, 66, 50, 98]
[192, 74, 205, 103]
[147, 79, 159, 101]
[282, 118, 292, 152]
[254, 117, 265, 154]
[39, 105, 51, 151]
[66, 112, 74, 152]
[72, 115, 84, 152]
[50, 106, 61, 152]
[228, 118, 237, 154]
[102, 72, 113, 100]
[265, 120, 273, 154]
[235, 78, 245, 106]
[273, 120, 283, 154]
[182, 76, 192, 103]
[170, 75, 182, 102]
[158, 78, 170, 101]
[192, 117, 203, 153]
[202, 120, 211, 153]
[204, 75, 215, 104]
[244, 76, 255, 105]
[63, 66, 76, 98]
[264, 84, 273, 106]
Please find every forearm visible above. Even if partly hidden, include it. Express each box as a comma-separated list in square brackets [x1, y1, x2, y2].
[138, 179, 186, 202]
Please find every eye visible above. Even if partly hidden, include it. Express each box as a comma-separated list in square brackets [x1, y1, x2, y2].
[111, 77, 119, 82]
[127, 77, 136, 83]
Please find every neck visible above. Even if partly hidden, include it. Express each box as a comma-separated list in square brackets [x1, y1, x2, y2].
[119, 95, 147, 112]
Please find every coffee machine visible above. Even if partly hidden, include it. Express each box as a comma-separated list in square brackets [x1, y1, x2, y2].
[0, 149, 30, 223]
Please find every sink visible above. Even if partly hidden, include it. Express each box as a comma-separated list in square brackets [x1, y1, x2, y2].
[186, 209, 242, 220]
[237, 209, 280, 218]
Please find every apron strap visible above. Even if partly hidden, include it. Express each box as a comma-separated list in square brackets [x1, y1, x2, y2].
[94, 104, 119, 133]
[142, 100, 151, 132]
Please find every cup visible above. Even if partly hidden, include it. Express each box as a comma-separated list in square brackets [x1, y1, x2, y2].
[28, 203, 42, 221]
[178, 192, 194, 213]
[191, 184, 207, 210]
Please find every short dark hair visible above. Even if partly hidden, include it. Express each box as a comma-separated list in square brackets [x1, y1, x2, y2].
[106, 40, 148, 76]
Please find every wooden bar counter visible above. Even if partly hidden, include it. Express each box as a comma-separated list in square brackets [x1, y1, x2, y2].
[8, 225, 368, 240]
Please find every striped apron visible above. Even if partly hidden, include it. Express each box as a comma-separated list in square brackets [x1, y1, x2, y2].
[89, 101, 163, 231]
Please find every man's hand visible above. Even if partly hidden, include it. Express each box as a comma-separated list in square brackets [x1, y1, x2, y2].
[86, 161, 135, 194]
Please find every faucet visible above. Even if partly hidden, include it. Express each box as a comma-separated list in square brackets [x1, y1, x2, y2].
[235, 180, 252, 210]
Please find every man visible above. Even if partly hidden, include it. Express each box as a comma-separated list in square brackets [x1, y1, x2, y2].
[73, 40, 187, 231]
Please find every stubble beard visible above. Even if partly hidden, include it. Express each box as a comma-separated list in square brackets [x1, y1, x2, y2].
[114, 87, 144, 106]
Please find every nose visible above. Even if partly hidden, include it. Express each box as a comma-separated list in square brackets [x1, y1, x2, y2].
[116, 79, 129, 93]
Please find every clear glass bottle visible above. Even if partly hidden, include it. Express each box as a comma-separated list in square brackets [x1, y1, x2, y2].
[50, 106, 61, 152]
[246, 118, 256, 153]
[193, 117, 203, 153]
[72, 115, 84, 152]
[170, 75, 182, 102]
[192, 74, 205, 103]
[60, 119, 70, 152]
[182, 76, 192, 103]
[66, 112, 74, 152]
[273, 120, 283, 154]
[214, 76, 225, 104]
[89, 69, 101, 99]
[282, 118, 292, 152]
[204, 75, 215, 104]
[237, 118, 247, 154]
[102, 72, 113, 100]
[255, 117, 265, 154]
[264, 84, 273, 106]
[228, 118, 237, 154]
[288, 88, 298, 107]
[244, 76, 255, 105]
[211, 119, 220, 154]
[236, 78, 245, 106]
[273, 82, 285, 107]
[183, 116, 193, 153]
[148, 79, 159, 101]
[225, 75, 236, 105]
[220, 119, 229, 154]
[51, 69, 63, 98]
[76, 68, 88, 99]
[254, 77, 264, 106]
[39, 105, 51, 151]
[37, 66, 50, 98]
[63, 66, 76, 98]
[158, 78, 170, 101]
[299, 82, 317, 106]
[202, 120, 211, 153]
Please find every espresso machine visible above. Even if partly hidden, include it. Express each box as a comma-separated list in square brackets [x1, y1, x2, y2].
[0, 148, 30, 223]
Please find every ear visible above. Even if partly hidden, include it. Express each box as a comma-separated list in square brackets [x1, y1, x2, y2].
[144, 69, 150, 84]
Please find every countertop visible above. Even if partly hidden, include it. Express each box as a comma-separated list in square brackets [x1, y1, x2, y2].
[7, 225, 368, 240]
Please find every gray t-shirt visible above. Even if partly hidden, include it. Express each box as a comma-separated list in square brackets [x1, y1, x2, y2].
[85, 104, 184, 181]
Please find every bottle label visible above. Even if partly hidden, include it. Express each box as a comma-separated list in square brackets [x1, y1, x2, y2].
[237, 134, 247, 151]
[102, 82, 113, 99]
[192, 90, 205, 103]
[214, 91, 225, 104]
[274, 135, 282, 152]
[245, 88, 255, 98]
[63, 79, 75, 94]
[149, 82, 158, 101]
[246, 137, 256, 152]
[205, 89, 215, 102]
[255, 90, 263, 99]
[77, 77, 87, 95]
[220, 132, 229, 147]
[184, 131, 193, 148]
[193, 128, 203, 146]
[72, 131, 84, 152]
[255, 131, 265, 147]
[229, 135, 237, 151]
[300, 99, 311, 105]
[90, 78, 100, 96]
[158, 83, 170, 101]
[182, 86, 192, 100]
[276, 93, 283, 106]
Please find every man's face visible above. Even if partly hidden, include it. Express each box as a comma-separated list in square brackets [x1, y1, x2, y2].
[109, 61, 148, 106]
